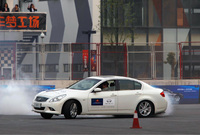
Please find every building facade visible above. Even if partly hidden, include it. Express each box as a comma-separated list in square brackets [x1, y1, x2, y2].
[0, 0, 200, 80]
[0, 0, 99, 80]
[101, 0, 200, 79]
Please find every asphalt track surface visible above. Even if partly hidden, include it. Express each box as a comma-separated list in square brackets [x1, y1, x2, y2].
[0, 104, 200, 135]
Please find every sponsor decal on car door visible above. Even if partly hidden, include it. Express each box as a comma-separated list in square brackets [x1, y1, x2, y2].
[88, 80, 117, 112]
[88, 92, 117, 112]
[88, 80, 118, 113]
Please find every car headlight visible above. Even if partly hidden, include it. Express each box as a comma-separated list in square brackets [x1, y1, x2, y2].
[49, 94, 66, 102]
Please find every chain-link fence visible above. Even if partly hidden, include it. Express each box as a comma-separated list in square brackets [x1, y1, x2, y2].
[179, 42, 200, 79]
[127, 42, 179, 80]
[1, 42, 198, 80]
[16, 43, 71, 80]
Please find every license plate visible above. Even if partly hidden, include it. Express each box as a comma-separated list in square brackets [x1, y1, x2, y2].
[34, 103, 42, 108]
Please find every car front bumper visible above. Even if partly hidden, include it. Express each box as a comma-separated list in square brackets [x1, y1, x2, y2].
[32, 101, 63, 115]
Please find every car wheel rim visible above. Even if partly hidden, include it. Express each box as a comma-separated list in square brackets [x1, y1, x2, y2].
[70, 103, 77, 118]
[139, 101, 151, 116]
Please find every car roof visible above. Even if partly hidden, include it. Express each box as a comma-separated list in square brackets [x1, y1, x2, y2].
[88, 75, 139, 81]
[87, 76, 153, 89]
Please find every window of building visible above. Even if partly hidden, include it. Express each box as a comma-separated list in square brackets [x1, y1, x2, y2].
[194, 65, 200, 70]
[191, 29, 200, 44]
[39, 65, 42, 72]
[21, 64, 33, 73]
[39, 64, 59, 72]
[134, 0, 148, 27]
[176, 0, 191, 27]
[17, 44, 33, 52]
[101, 0, 136, 27]
[148, 0, 162, 27]
[64, 44, 70, 52]
[191, 0, 200, 27]
[73, 64, 83, 72]
[45, 64, 59, 72]
[149, 28, 162, 44]
[72, 44, 85, 52]
[0, 0, 6, 10]
[64, 64, 70, 72]
[163, 0, 176, 27]
[45, 44, 61, 52]
[184, 65, 189, 71]
[134, 28, 148, 43]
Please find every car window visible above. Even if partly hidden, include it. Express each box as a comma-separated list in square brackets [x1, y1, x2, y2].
[69, 79, 101, 90]
[97, 80, 116, 91]
[118, 80, 141, 90]
[134, 81, 142, 90]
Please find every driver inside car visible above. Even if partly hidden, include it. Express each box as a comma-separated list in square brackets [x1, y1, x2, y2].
[100, 81, 109, 91]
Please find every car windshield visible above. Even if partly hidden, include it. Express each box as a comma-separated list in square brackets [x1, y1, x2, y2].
[68, 79, 101, 90]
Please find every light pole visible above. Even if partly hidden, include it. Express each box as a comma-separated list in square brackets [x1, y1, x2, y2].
[82, 30, 96, 77]
[40, 32, 45, 80]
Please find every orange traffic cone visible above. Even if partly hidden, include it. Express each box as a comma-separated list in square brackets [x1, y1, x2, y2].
[130, 110, 142, 129]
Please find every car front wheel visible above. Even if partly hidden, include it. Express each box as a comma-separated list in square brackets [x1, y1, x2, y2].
[40, 113, 53, 119]
[137, 101, 154, 117]
[63, 100, 78, 119]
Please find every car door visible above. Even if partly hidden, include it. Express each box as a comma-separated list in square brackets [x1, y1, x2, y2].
[88, 80, 118, 113]
[117, 79, 142, 113]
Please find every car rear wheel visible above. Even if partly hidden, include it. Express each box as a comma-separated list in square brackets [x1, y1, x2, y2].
[63, 100, 78, 119]
[137, 101, 154, 117]
[174, 95, 181, 102]
[40, 113, 53, 119]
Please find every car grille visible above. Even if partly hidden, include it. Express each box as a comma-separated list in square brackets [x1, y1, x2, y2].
[35, 96, 49, 102]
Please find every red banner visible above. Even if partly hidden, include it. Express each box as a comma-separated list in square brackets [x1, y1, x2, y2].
[82, 50, 89, 71]
[91, 50, 97, 71]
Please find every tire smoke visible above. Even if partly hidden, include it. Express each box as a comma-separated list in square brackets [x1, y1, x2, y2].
[163, 91, 175, 116]
[0, 81, 37, 115]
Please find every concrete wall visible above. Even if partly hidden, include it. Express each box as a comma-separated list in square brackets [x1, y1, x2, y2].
[0, 80, 199, 88]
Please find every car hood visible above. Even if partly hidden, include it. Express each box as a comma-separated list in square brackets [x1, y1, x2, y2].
[36, 88, 85, 98]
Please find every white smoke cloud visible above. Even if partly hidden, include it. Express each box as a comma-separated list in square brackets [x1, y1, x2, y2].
[163, 92, 175, 116]
[0, 81, 37, 115]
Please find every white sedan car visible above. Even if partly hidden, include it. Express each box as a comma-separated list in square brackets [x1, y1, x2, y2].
[32, 76, 168, 119]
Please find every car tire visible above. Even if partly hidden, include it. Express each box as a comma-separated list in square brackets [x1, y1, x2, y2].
[137, 100, 154, 117]
[40, 113, 53, 119]
[63, 100, 78, 119]
[174, 95, 181, 102]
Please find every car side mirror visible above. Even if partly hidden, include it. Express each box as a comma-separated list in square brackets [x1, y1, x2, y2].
[93, 88, 102, 93]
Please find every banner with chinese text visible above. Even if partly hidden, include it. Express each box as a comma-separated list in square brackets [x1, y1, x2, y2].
[0, 13, 46, 31]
